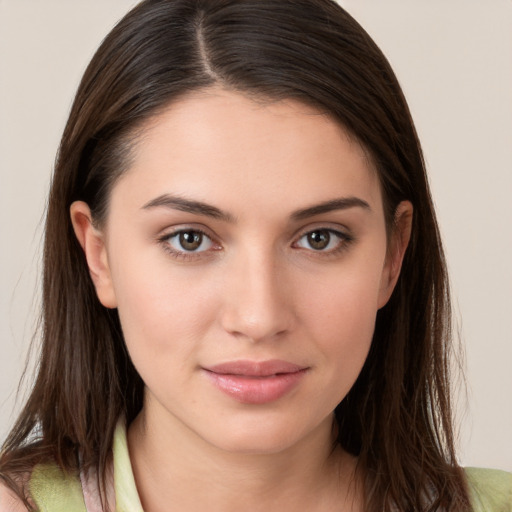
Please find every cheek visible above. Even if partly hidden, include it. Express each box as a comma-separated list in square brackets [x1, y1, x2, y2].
[109, 247, 219, 368]
[297, 258, 385, 398]
[312, 284, 377, 365]
[301, 254, 384, 338]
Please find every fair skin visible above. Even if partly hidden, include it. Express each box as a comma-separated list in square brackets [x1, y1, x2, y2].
[69, 89, 412, 511]
[0, 486, 28, 512]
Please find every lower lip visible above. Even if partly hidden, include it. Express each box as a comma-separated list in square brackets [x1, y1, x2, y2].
[204, 370, 307, 404]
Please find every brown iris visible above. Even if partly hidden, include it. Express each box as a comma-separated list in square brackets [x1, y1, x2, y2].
[307, 230, 331, 250]
[179, 231, 203, 251]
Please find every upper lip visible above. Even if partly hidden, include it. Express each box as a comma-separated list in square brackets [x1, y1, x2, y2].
[204, 360, 307, 377]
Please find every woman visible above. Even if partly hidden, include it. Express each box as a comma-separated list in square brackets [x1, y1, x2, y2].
[0, 0, 510, 510]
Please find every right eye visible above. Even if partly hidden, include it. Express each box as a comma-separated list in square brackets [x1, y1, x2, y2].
[161, 229, 216, 256]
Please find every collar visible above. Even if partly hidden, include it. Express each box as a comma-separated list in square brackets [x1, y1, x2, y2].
[113, 420, 144, 512]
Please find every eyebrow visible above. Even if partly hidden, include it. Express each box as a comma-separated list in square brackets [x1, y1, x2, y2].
[142, 194, 370, 222]
[290, 197, 371, 220]
[142, 194, 236, 222]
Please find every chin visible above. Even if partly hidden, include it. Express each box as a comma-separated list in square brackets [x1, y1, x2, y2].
[207, 433, 301, 456]
[199, 412, 333, 456]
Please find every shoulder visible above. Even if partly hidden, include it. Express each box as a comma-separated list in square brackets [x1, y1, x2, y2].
[465, 467, 512, 511]
[0, 481, 29, 512]
[29, 463, 86, 512]
[1, 462, 87, 512]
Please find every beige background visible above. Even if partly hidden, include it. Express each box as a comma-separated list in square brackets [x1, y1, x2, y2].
[0, 1, 511, 471]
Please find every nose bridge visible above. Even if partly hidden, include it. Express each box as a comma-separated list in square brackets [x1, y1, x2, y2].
[220, 245, 293, 342]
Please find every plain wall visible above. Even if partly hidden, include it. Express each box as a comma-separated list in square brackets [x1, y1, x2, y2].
[1, 0, 511, 471]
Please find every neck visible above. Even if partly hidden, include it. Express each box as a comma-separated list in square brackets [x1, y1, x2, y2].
[128, 402, 362, 512]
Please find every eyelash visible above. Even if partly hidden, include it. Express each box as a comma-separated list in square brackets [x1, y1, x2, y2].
[157, 226, 354, 261]
[158, 228, 220, 261]
[293, 228, 354, 256]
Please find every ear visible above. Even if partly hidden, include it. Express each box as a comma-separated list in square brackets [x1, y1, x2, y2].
[378, 201, 413, 308]
[70, 201, 117, 308]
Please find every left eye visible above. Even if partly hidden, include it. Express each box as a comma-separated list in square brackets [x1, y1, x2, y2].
[166, 230, 214, 253]
[295, 229, 346, 251]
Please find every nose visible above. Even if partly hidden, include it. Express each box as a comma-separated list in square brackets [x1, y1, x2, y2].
[219, 249, 295, 343]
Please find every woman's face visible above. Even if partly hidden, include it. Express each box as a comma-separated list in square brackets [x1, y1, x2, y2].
[73, 89, 409, 455]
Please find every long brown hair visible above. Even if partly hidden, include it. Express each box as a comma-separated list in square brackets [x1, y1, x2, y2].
[1, 1, 471, 510]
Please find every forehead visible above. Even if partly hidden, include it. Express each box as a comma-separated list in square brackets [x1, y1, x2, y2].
[111, 89, 383, 220]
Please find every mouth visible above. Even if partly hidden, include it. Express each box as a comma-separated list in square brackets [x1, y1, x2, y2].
[202, 360, 309, 404]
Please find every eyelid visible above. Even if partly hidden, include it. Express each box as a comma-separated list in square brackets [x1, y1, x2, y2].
[292, 221, 352, 241]
[157, 222, 218, 241]
[291, 224, 355, 254]
[157, 225, 222, 260]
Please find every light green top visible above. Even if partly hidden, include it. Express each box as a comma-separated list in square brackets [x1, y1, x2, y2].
[30, 421, 144, 512]
[466, 466, 512, 512]
[29, 423, 512, 511]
